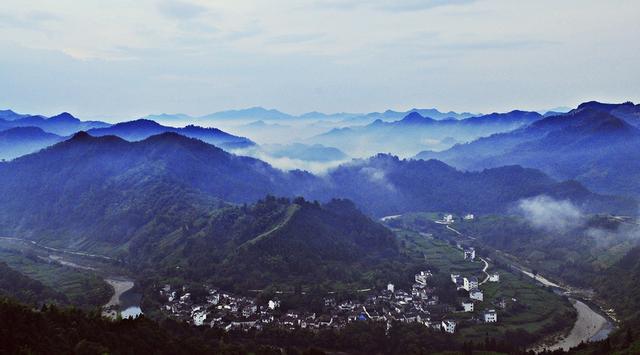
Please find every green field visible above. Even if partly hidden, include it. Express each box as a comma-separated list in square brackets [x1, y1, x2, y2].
[0, 248, 111, 309]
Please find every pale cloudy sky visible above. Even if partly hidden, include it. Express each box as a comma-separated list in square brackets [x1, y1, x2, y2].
[0, 0, 638, 119]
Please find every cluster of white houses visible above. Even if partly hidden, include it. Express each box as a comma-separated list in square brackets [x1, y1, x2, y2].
[157, 270, 460, 333]
[435, 213, 475, 225]
[156, 244, 502, 336]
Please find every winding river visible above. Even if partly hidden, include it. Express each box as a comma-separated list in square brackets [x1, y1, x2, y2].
[518, 269, 616, 353]
[428, 227, 617, 352]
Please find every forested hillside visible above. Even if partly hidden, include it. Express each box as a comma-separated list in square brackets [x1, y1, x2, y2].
[0, 262, 66, 305]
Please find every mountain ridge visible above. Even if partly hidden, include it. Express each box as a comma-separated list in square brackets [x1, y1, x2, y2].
[415, 103, 640, 197]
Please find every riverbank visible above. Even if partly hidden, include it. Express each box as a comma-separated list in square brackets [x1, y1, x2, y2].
[530, 299, 610, 352]
[102, 278, 135, 319]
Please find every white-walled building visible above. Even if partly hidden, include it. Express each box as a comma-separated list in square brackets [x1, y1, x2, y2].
[484, 309, 498, 323]
[469, 288, 484, 302]
[415, 270, 432, 285]
[463, 214, 475, 220]
[489, 273, 500, 282]
[442, 320, 456, 334]
[450, 273, 460, 283]
[387, 283, 395, 293]
[464, 247, 476, 261]
[268, 299, 281, 310]
[463, 276, 479, 291]
[462, 300, 474, 312]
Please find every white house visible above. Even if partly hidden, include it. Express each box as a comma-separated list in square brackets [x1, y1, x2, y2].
[464, 214, 475, 220]
[489, 273, 500, 282]
[463, 276, 479, 291]
[462, 300, 474, 312]
[191, 306, 208, 326]
[415, 270, 432, 285]
[450, 273, 460, 284]
[442, 320, 456, 334]
[484, 309, 498, 323]
[464, 247, 476, 261]
[387, 283, 395, 293]
[469, 288, 484, 301]
[268, 299, 281, 310]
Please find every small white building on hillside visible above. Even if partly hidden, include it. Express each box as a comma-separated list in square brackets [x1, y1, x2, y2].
[464, 247, 476, 261]
[442, 320, 456, 334]
[462, 300, 474, 312]
[450, 273, 460, 283]
[489, 273, 500, 282]
[463, 276, 479, 291]
[484, 309, 498, 323]
[469, 288, 484, 302]
[268, 299, 281, 310]
[415, 270, 432, 285]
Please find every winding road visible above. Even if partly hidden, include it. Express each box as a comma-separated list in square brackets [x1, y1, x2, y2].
[478, 257, 490, 285]
[0, 236, 116, 261]
[436, 222, 615, 352]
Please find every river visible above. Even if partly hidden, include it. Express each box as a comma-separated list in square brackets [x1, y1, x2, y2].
[102, 278, 143, 319]
[518, 269, 616, 353]
[434, 232, 616, 352]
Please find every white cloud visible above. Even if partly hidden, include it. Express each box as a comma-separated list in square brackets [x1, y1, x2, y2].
[517, 195, 584, 233]
[0, 0, 638, 118]
[157, 0, 207, 19]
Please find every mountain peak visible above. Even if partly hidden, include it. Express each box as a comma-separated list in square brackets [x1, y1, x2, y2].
[70, 131, 92, 140]
[118, 118, 164, 128]
[399, 111, 433, 124]
[577, 101, 635, 112]
[49, 112, 79, 122]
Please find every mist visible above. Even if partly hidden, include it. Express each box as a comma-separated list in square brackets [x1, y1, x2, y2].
[517, 195, 584, 233]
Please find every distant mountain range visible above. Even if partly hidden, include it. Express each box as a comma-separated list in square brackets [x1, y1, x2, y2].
[0, 132, 630, 242]
[86, 119, 254, 149]
[143, 106, 480, 124]
[416, 102, 640, 197]
[310, 110, 543, 157]
[0, 109, 31, 121]
[0, 127, 63, 161]
[0, 112, 110, 135]
[364, 108, 478, 121]
[0, 111, 256, 160]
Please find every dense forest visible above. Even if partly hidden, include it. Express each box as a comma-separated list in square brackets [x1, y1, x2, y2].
[129, 196, 404, 294]
[0, 262, 66, 306]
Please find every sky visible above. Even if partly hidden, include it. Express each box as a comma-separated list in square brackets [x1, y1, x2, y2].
[0, 0, 639, 120]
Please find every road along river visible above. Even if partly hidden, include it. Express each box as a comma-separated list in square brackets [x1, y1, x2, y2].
[434, 227, 617, 352]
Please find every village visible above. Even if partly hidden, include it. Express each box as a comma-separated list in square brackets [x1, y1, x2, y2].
[156, 214, 506, 335]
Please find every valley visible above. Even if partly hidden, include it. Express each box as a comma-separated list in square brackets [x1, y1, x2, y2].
[1, 101, 639, 354]
[2, 2, 640, 352]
